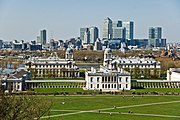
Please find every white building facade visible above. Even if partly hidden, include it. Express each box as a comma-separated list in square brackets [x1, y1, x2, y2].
[25, 48, 79, 78]
[85, 66, 131, 91]
[103, 48, 161, 69]
[167, 68, 180, 81]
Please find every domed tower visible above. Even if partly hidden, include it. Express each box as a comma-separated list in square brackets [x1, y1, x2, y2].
[65, 48, 73, 60]
[103, 48, 112, 67]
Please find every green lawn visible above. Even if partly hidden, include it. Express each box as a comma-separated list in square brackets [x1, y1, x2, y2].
[33, 88, 93, 93]
[40, 95, 180, 120]
[32, 88, 180, 93]
[131, 88, 180, 93]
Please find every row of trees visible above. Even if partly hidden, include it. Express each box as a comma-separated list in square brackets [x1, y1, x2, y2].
[124, 68, 162, 79]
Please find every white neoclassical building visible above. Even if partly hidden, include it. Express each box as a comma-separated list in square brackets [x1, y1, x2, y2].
[25, 48, 80, 78]
[85, 66, 131, 91]
[0, 68, 31, 92]
[167, 68, 180, 81]
[103, 48, 161, 70]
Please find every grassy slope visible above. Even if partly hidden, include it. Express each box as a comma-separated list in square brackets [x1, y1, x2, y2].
[42, 95, 180, 120]
[33, 88, 93, 92]
[131, 88, 180, 93]
[33, 88, 180, 93]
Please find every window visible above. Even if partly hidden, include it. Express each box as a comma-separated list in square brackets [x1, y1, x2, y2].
[108, 76, 110, 82]
[114, 76, 117, 82]
[91, 84, 93, 88]
[105, 76, 107, 82]
[90, 77, 93, 82]
[97, 77, 99, 82]
[126, 77, 128, 82]
[114, 84, 116, 88]
[97, 84, 99, 88]
[102, 84, 104, 88]
[111, 84, 113, 88]
[108, 84, 110, 88]
[126, 84, 128, 88]
[119, 84, 121, 88]
[102, 77, 104, 82]
[119, 77, 122, 82]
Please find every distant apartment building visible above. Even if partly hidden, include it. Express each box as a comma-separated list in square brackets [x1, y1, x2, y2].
[12, 40, 28, 50]
[148, 27, 166, 48]
[149, 27, 162, 39]
[28, 44, 42, 51]
[112, 27, 126, 39]
[0, 40, 2, 49]
[80, 27, 98, 44]
[102, 17, 134, 44]
[50, 39, 59, 50]
[40, 29, 47, 45]
[94, 38, 102, 50]
[25, 48, 79, 78]
[131, 39, 148, 48]
[11, 40, 42, 51]
[36, 36, 41, 44]
[122, 21, 134, 40]
[102, 17, 113, 40]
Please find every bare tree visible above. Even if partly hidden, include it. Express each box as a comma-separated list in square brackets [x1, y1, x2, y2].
[0, 94, 52, 120]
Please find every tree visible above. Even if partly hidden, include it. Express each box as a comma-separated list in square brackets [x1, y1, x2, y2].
[0, 94, 52, 120]
[134, 67, 140, 78]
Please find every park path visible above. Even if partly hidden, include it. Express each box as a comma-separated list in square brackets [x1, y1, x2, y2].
[41, 100, 180, 119]
[100, 112, 180, 118]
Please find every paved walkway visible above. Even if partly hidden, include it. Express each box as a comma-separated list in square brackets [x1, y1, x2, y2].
[100, 112, 180, 118]
[41, 100, 180, 119]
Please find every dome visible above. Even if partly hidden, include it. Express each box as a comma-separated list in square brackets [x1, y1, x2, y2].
[66, 48, 73, 53]
[104, 48, 112, 54]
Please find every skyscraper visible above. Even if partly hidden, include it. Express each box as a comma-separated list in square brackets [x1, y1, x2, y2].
[40, 29, 47, 45]
[112, 20, 125, 39]
[89, 27, 99, 44]
[112, 21, 122, 28]
[80, 27, 98, 44]
[80, 28, 88, 43]
[36, 36, 41, 44]
[102, 17, 113, 40]
[84, 30, 90, 44]
[0, 40, 2, 49]
[148, 27, 166, 48]
[149, 27, 162, 39]
[112, 27, 126, 39]
[122, 21, 134, 40]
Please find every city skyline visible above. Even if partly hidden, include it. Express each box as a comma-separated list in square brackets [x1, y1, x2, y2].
[0, 0, 180, 43]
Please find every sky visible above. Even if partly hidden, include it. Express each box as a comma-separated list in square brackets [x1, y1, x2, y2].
[0, 0, 180, 43]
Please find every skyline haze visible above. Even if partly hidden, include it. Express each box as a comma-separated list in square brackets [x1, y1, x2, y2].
[0, 0, 179, 43]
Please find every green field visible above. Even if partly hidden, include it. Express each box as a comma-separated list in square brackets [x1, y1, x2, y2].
[33, 88, 180, 93]
[33, 88, 93, 92]
[131, 88, 180, 93]
[40, 95, 180, 120]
